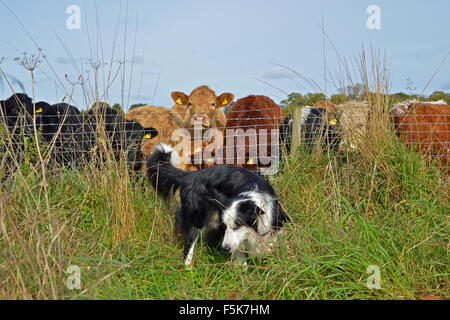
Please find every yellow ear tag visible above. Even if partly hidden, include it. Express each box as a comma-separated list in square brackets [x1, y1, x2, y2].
[36, 107, 43, 114]
[222, 98, 228, 106]
[247, 159, 254, 165]
[145, 133, 153, 139]
[150, 151, 154, 155]
[176, 98, 183, 105]
[329, 119, 337, 125]
[194, 147, 202, 153]
[206, 158, 214, 164]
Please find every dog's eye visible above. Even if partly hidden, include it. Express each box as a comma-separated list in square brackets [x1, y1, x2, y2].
[232, 226, 241, 231]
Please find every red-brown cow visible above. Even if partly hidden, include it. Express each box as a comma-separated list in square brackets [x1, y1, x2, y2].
[224, 95, 285, 174]
[390, 102, 450, 174]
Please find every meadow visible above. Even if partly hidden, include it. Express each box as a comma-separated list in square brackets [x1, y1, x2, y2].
[0, 15, 448, 298]
[0, 109, 448, 299]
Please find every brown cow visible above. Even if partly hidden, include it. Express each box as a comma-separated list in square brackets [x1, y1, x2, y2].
[177, 139, 217, 172]
[171, 103, 189, 123]
[126, 106, 185, 171]
[224, 95, 285, 173]
[170, 85, 232, 131]
[390, 102, 450, 174]
[170, 85, 233, 171]
[314, 100, 340, 122]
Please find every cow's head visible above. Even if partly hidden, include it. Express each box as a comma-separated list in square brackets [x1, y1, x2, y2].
[32, 101, 56, 137]
[1, 93, 34, 129]
[171, 86, 233, 129]
[125, 121, 159, 171]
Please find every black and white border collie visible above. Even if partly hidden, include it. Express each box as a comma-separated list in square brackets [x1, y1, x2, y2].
[147, 143, 290, 267]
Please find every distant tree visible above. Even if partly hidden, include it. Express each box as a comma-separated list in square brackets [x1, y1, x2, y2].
[338, 84, 364, 100]
[129, 103, 147, 111]
[280, 92, 330, 110]
[390, 92, 410, 104]
[330, 93, 348, 105]
[111, 103, 124, 114]
[90, 101, 127, 114]
[303, 92, 326, 105]
[278, 87, 450, 115]
[428, 91, 450, 104]
[280, 93, 304, 107]
[280, 92, 305, 114]
[91, 101, 111, 109]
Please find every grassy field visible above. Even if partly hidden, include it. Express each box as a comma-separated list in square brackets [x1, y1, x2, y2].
[0, 120, 448, 300]
[0, 38, 448, 299]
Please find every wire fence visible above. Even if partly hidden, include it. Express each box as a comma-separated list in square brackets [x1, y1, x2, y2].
[1, 96, 449, 175]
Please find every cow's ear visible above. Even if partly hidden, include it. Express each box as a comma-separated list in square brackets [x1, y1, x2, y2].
[216, 93, 234, 107]
[144, 127, 159, 140]
[34, 102, 51, 114]
[171, 92, 189, 106]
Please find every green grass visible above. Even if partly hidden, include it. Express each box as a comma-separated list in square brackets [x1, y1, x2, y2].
[0, 132, 448, 300]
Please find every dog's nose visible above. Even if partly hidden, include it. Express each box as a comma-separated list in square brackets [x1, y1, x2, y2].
[222, 244, 231, 252]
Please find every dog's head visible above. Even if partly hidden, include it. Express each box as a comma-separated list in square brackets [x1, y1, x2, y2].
[221, 193, 288, 254]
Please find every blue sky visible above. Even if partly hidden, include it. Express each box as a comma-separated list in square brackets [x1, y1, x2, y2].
[0, 0, 449, 110]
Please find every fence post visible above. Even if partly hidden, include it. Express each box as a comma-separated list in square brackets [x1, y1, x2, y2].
[291, 106, 302, 156]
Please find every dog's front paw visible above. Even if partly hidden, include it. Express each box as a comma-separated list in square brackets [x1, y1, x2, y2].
[231, 251, 248, 270]
[239, 260, 248, 271]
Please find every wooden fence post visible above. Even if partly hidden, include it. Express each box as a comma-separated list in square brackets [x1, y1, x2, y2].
[291, 106, 302, 156]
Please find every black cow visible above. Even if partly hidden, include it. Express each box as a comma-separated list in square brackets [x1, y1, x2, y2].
[31, 101, 89, 165]
[279, 106, 340, 157]
[0, 93, 37, 171]
[31, 103, 158, 169]
[0, 93, 35, 133]
[1, 95, 158, 170]
[82, 105, 158, 170]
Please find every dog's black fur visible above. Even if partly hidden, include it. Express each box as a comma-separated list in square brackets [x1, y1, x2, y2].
[146, 144, 290, 265]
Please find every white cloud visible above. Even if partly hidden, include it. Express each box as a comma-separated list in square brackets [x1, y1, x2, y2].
[262, 66, 298, 79]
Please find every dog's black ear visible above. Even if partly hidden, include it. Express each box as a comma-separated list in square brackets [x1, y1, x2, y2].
[236, 200, 262, 232]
